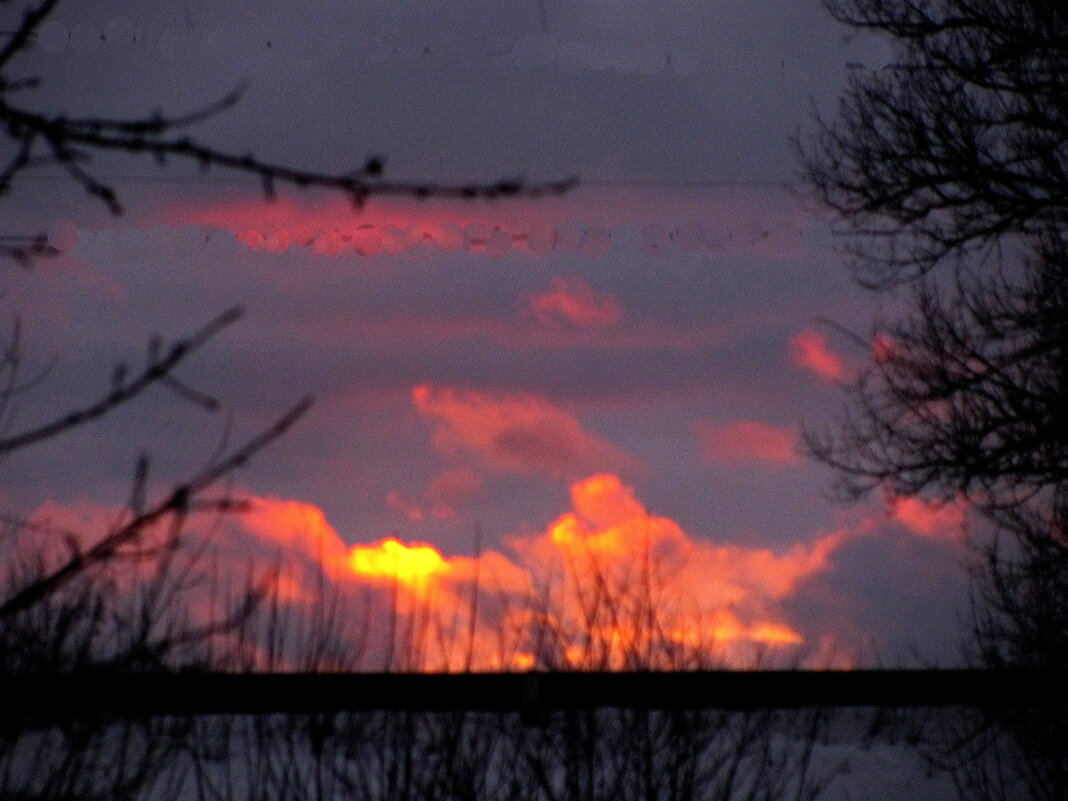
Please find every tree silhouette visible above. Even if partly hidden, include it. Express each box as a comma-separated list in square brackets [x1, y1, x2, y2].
[804, 233, 1068, 525]
[800, 0, 1068, 638]
[801, 2, 1068, 797]
[800, 0, 1068, 288]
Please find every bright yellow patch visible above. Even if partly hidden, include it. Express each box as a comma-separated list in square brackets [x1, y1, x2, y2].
[348, 538, 449, 585]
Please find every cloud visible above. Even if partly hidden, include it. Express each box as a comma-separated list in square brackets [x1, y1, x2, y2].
[385, 490, 428, 522]
[872, 331, 901, 364]
[885, 493, 967, 541]
[523, 277, 623, 329]
[385, 469, 484, 523]
[240, 494, 350, 563]
[14, 475, 854, 671]
[411, 384, 638, 479]
[789, 328, 847, 382]
[426, 468, 483, 510]
[501, 474, 851, 666]
[400, 471, 855, 667]
[698, 420, 800, 466]
[155, 186, 833, 263]
[348, 537, 452, 587]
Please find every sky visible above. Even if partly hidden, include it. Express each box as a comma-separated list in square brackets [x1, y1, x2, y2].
[0, 0, 974, 669]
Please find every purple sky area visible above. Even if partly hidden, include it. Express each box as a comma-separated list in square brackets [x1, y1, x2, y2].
[1, 0, 972, 666]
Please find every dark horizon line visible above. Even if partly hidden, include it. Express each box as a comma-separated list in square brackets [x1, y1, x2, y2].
[2, 669, 1062, 726]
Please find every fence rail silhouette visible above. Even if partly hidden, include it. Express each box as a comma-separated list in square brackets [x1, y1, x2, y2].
[3, 669, 1060, 725]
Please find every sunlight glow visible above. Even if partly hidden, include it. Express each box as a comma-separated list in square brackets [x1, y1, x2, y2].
[29, 475, 860, 671]
[348, 537, 451, 585]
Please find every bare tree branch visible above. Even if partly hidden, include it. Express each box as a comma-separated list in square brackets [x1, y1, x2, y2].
[0, 306, 241, 455]
[0, 0, 577, 265]
[799, 0, 1068, 286]
[0, 394, 312, 620]
[0, 0, 59, 69]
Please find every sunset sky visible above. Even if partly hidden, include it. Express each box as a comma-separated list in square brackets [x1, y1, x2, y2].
[1, 0, 974, 667]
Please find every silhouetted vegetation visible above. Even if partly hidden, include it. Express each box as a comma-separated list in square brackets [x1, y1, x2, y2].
[801, 0, 1068, 288]
[802, 1, 1068, 797]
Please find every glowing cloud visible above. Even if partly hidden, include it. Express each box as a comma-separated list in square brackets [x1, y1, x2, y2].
[240, 495, 349, 563]
[699, 420, 800, 466]
[524, 277, 623, 328]
[156, 185, 816, 262]
[15, 475, 857, 671]
[411, 384, 637, 478]
[886, 493, 967, 541]
[502, 474, 848, 666]
[349, 538, 451, 586]
[789, 328, 847, 382]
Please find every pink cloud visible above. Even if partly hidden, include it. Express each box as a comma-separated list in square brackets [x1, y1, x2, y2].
[523, 277, 623, 328]
[789, 328, 847, 382]
[886, 493, 967, 541]
[872, 331, 901, 364]
[699, 420, 800, 467]
[426, 468, 483, 510]
[411, 384, 637, 479]
[385, 470, 484, 523]
[386, 490, 427, 522]
[155, 184, 818, 263]
[240, 495, 350, 562]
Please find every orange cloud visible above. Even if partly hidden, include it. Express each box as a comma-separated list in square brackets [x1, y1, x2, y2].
[524, 277, 623, 328]
[789, 328, 847, 382]
[14, 475, 858, 671]
[699, 420, 800, 466]
[886, 492, 967, 541]
[501, 474, 848, 667]
[411, 384, 637, 479]
[240, 495, 350, 563]
[6, 496, 364, 665]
